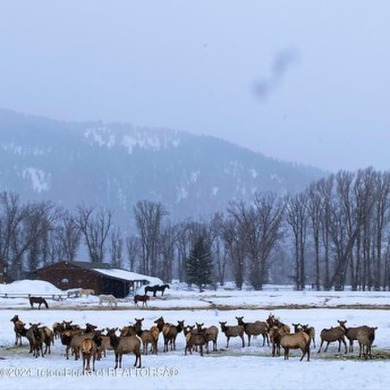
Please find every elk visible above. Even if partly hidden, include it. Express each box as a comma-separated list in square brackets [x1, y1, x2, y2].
[337, 320, 371, 353]
[107, 328, 142, 369]
[154, 316, 165, 332]
[162, 320, 185, 352]
[280, 328, 311, 361]
[39, 325, 54, 354]
[26, 323, 44, 358]
[10, 315, 28, 346]
[81, 338, 97, 373]
[120, 324, 136, 337]
[196, 322, 219, 353]
[70, 323, 99, 360]
[317, 324, 347, 354]
[154, 317, 184, 352]
[357, 326, 377, 359]
[61, 322, 95, 360]
[269, 324, 290, 357]
[293, 323, 316, 348]
[96, 329, 114, 359]
[52, 321, 65, 339]
[219, 321, 245, 348]
[81, 333, 102, 373]
[185, 325, 207, 356]
[236, 316, 269, 347]
[134, 318, 158, 355]
[149, 324, 160, 354]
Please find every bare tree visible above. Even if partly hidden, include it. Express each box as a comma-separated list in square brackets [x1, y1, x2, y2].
[285, 192, 309, 290]
[176, 220, 194, 282]
[73, 205, 112, 263]
[228, 200, 262, 288]
[307, 183, 322, 290]
[329, 171, 359, 291]
[209, 212, 229, 286]
[45, 209, 81, 265]
[317, 175, 334, 290]
[253, 192, 285, 287]
[0, 192, 29, 279]
[158, 223, 178, 282]
[59, 211, 81, 262]
[372, 171, 390, 290]
[227, 194, 284, 290]
[109, 227, 124, 268]
[14, 200, 60, 275]
[133, 200, 167, 275]
[126, 234, 141, 272]
[352, 169, 375, 290]
[221, 217, 246, 290]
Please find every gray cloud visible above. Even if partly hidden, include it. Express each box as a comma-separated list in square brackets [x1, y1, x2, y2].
[253, 49, 300, 100]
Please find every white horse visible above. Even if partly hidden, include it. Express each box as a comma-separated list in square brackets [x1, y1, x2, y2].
[99, 294, 118, 307]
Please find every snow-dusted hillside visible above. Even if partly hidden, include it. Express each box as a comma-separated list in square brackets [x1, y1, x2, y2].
[0, 109, 325, 227]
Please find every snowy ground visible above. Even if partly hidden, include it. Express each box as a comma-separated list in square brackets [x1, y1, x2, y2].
[0, 280, 389, 390]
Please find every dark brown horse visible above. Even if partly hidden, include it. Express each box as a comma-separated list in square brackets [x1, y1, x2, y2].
[144, 284, 170, 297]
[29, 296, 49, 309]
[134, 294, 150, 307]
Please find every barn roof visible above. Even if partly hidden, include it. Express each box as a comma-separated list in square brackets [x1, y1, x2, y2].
[35, 261, 163, 286]
[91, 268, 163, 286]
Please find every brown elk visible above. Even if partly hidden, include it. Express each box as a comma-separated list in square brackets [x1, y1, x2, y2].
[52, 322, 65, 339]
[293, 323, 316, 348]
[236, 316, 269, 347]
[317, 324, 347, 354]
[107, 328, 142, 369]
[10, 315, 28, 346]
[27, 323, 44, 358]
[162, 320, 185, 352]
[185, 325, 207, 356]
[70, 323, 99, 360]
[82, 338, 96, 373]
[219, 321, 245, 348]
[280, 328, 311, 361]
[81, 333, 102, 373]
[134, 318, 158, 355]
[337, 320, 371, 353]
[357, 326, 377, 359]
[195, 322, 219, 353]
[269, 324, 291, 357]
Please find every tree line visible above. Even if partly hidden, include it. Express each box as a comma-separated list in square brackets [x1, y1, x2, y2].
[1, 167, 390, 291]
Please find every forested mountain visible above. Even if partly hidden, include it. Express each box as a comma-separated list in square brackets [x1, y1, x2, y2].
[0, 109, 325, 228]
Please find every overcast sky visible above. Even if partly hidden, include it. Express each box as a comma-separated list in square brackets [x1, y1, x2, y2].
[1, 1, 389, 172]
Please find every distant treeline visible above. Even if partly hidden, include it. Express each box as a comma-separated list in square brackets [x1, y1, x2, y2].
[1, 167, 390, 291]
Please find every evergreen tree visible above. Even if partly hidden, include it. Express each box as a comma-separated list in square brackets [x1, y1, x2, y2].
[186, 236, 214, 292]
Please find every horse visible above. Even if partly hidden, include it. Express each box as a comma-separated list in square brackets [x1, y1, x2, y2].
[80, 289, 95, 298]
[144, 284, 170, 297]
[99, 294, 118, 308]
[134, 294, 150, 307]
[29, 296, 49, 309]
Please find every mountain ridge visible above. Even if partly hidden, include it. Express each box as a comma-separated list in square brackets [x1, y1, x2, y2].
[0, 108, 326, 228]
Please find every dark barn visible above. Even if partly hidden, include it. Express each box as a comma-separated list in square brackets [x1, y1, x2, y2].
[34, 261, 152, 298]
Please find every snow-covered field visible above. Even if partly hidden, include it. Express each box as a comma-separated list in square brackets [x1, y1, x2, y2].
[1, 280, 389, 390]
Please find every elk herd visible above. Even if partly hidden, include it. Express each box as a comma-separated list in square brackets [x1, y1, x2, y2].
[10, 312, 378, 374]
